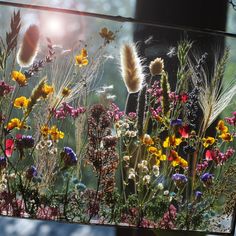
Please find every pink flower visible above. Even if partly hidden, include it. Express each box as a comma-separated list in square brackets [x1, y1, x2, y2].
[225, 111, 236, 126]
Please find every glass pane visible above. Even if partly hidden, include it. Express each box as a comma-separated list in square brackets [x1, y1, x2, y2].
[0, 3, 236, 235]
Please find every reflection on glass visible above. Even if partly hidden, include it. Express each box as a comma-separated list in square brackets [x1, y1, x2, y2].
[0, 3, 235, 235]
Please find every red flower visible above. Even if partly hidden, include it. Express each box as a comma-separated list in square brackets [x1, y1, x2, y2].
[178, 125, 189, 138]
[180, 93, 188, 103]
[5, 139, 14, 157]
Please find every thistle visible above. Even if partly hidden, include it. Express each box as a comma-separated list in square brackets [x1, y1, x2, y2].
[17, 25, 40, 68]
[120, 43, 145, 93]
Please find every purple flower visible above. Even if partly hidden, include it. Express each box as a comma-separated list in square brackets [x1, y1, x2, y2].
[201, 173, 213, 182]
[225, 111, 236, 126]
[0, 81, 14, 97]
[0, 156, 7, 169]
[172, 173, 188, 182]
[62, 147, 77, 166]
[195, 191, 202, 200]
[170, 119, 182, 126]
[26, 165, 38, 179]
[16, 134, 35, 149]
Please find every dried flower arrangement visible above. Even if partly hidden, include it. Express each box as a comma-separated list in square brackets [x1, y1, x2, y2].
[0, 10, 236, 234]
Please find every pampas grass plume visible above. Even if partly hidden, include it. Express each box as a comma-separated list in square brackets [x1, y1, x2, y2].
[120, 43, 144, 93]
[17, 25, 40, 67]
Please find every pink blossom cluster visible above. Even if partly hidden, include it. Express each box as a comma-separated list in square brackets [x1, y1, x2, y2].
[52, 102, 85, 119]
[225, 111, 236, 126]
[107, 103, 124, 121]
[0, 80, 14, 97]
[206, 147, 235, 165]
[159, 204, 177, 229]
[147, 81, 163, 101]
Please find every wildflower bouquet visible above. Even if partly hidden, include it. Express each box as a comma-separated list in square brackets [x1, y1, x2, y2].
[0, 9, 236, 234]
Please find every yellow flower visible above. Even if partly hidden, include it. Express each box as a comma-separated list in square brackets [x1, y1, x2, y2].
[142, 134, 154, 145]
[219, 132, 233, 142]
[14, 96, 29, 109]
[168, 150, 188, 168]
[41, 84, 54, 98]
[11, 71, 27, 86]
[75, 48, 89, 67]
[40, 125, 50, 136]
[163, 135, 182, 148]
[148, 146, 166, 166]
[202, 136, 215, 148]
[99, 27, 115, 43]
[216, 120, 228, 133]
[49, 126, 64, 140]
[7, 118, 22, 130]
[148, 146, 158, 153]
[62, 87, 71, 97]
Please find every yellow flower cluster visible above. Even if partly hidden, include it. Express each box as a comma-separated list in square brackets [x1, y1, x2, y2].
[148, 146, 167, 166]
[75, 48, 88, 67]
[168, 150, 188, 168]
[40, 125, 64, 141]
[41, 84, 54, 98]
[7, 118, 23, 130]
[163, 135, 182, 148]
[216, 120, 233, 142]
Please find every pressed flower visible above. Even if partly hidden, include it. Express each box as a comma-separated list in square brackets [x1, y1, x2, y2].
[99, 27, 115, 43]
[163, 135, 182, 148]
[11, 71, 27, 86]
[142, 134, 154, 145]
[49, 126, 64, 140]
[7, 118, 22, 130]
[202, 136, 215, 148]
[219, 132, 233, 142]
[216, 120, 228, 133]
[14, 96, 29, 109]
[75, 48, 89, 67]
[62, 87, 71, 97]
[149, 57, 164, 76]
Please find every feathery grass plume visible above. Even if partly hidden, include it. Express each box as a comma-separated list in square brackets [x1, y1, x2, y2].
[25, 77, 46, 117]
[161, 71, 170, 116]
[190, 48, 236, 131]
[17, 25, 40, 68]
[120, 43, 145, 93]
[137, 85, 147, 137]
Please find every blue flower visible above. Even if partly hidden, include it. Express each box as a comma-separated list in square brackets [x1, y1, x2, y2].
[26, 165, 37, 179]
[201, 173, 213, 182]
[63, 147, 77, 166]
[16, 134, 35, 149]
[0, 156, 7, 169]
[172, 173, 188, 182]
[195, 191, 202, 200]
[170, 119, 182, 126]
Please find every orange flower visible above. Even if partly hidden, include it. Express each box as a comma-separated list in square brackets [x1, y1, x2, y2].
[7, 118, 23, 130]
[11, 71, 27, 86]
[41, 84, 54, 98]
[40, 125, 50, 136]
[216, 120, 228, 133]
[202, 136, 215, 148]
[14, 96, 29, 109]
[75, 48, 89, 67]
[219, 132, 233, 142]
[142, 134, 154, 145]
[49, 126, 64, 140]
[147, 146, 166, 166]
[62, 87, 71, 97]
[163, 135, 182, 148]
[168, 150, 188, 168]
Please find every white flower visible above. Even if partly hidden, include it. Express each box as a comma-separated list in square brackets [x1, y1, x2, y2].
[152, 165, 160, 177]
[157, 183, 164, 190]
[143, 175, 151, 184]
[128, 173, 136, 180]
[164, 190, 169, 196]
[123, 155, 131, 162]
